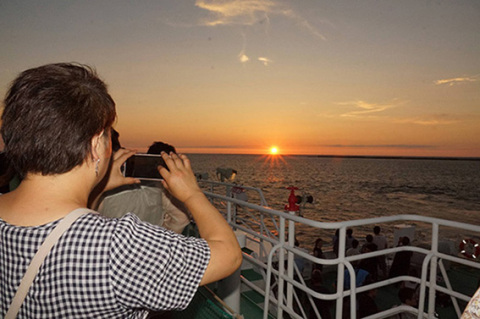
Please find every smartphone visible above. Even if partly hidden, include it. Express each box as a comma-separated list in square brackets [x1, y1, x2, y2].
[124, 153, 167, 180]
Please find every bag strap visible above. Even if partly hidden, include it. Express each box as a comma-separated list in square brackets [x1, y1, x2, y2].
[5, 208, 92, 319]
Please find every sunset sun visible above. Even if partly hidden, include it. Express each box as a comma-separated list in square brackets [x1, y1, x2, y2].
[270, 146, 279, 155]
[261, 146, 286, 167]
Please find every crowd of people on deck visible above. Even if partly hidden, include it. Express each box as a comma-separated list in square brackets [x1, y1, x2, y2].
[306, 225, 418, 318]
[291, 204, 478, 318]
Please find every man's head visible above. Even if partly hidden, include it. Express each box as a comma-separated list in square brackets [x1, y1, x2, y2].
[352, 239, 359, 249]
[1, 63, 116, 178]
[401, 236, 410, 246]
[398, 287, 417, 306]
[366, 234, 374, 243]
[147, 141, 176, 155]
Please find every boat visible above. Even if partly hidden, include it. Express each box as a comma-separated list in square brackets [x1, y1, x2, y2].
[170, 179, 480, 319]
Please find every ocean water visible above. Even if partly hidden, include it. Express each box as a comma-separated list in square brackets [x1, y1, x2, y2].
[188, 154, 480, 249]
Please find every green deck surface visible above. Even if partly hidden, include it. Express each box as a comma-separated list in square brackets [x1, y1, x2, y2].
[242, 268, 264, 282]
[241, 292, 275, 319]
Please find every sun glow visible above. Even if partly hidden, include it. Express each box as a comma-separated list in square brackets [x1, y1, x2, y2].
[260, 146, 287, 168]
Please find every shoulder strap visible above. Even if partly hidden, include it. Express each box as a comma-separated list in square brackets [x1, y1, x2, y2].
[5, 208, 93, 319]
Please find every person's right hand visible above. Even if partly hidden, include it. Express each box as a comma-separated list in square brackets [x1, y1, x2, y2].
[158, 152, 203, 204]
[105, 148, 140, 192]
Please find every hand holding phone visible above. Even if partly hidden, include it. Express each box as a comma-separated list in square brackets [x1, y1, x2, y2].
[124, 154, 167, 180]
[157, 152, 203, 203]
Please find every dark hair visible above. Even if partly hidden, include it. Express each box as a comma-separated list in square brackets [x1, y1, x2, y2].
[347, 228, 353, 236]
[373, 226, 381, 234]
[147, 141, 176, 155]
[366, 234, 373, 243]
[401, 236, 410, 246]
[1, 63, 116, 178]
[352, 239, 359, 248]
[111, 129, 122, 152]
[0, 152, 15, 193]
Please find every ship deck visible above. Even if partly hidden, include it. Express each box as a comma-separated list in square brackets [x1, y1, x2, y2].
[169, 180, 480, 318]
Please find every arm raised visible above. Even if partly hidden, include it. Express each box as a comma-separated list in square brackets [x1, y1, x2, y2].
[158, 152, 242, 285]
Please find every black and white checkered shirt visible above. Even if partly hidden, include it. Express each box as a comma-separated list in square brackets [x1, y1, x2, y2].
[0, 212, 210, 318]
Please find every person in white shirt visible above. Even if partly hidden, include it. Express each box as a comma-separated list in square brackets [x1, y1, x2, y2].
[372, 225, 388, 278]
[97, 139, 190, 234]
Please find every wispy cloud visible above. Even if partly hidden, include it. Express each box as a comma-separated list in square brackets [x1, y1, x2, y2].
[195, 0, 326, 40]
[337, 100, 399, 118]
[258, 57, 273, 66]
[294, 15, 327, 40]
[434, 75, 478, 86]
[195, 0, 275, 26]
[195, 1, 326, 65]
[395, 114, 459, 125]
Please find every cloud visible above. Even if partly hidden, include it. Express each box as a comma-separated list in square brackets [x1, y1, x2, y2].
[434, 76, 478, 86]
[195, 0, 326, 39]
[395, 114, 459, 126]
[258, 57, 273, 66]
[195, 0, 275, 26]
[295, 16, 327, 40]
[337, 100, 398, 118]
[238, 50, 249, 63]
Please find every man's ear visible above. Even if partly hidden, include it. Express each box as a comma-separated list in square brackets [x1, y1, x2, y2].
[90, 130, 105, 161]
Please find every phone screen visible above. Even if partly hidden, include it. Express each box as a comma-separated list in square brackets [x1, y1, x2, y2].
[124, 154, 166, 180]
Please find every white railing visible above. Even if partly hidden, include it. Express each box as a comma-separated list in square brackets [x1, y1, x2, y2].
[199, 180, 281, 245]
[198, 180, 269, 206]
[203, 188, 480, 319]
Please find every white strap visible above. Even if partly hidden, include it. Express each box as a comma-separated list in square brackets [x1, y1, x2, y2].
[5, 208, 92, 319]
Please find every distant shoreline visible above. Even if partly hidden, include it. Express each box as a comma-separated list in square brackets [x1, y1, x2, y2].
[303, 154, 480, 161]
[186, 153, 480, 161]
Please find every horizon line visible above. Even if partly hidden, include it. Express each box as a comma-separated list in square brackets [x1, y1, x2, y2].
[179, 152, 480, 161]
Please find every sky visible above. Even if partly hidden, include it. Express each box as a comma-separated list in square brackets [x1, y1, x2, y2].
[1, 0, 479, 157]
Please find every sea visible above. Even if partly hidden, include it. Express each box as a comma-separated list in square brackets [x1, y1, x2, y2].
[187, 154, 480, 251]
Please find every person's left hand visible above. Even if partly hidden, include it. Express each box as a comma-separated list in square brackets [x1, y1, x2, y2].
[104, 148, 140, 191]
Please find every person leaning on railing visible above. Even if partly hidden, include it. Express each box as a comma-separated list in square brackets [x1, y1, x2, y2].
[0, 63, 242, 318]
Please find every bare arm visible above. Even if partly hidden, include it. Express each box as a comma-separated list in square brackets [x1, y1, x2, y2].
[158, 152, 242, 285]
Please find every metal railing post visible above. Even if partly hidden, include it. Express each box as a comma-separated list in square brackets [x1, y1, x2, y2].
[277, 216, 286, 319]
[438, 259, 461, 317]
[336, 227, 347, 319]
[428, 223, 439, 317]
[287, 211, 295, 309]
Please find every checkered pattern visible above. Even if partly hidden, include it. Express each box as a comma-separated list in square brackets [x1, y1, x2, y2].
[0, 213, 210, 318]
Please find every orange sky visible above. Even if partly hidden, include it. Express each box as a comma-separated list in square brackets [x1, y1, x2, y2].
[1, 1, 479, 158]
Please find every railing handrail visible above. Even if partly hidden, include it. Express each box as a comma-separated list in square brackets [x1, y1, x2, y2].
[202, 188, 480, 319]
[205, 190, 480, 233]
[199, 180, 269, 206]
